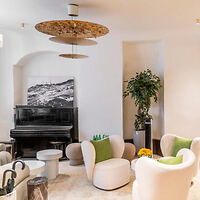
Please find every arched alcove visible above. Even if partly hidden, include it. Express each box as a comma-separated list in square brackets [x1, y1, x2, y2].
[123, 40, 164, 140]
[13, 50, 80, 107]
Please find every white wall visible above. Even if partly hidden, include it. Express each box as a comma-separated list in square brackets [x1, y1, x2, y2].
[78, 34, 123, 140]
[1, 28, 200, 142]
[123, 41, 164, 140]
[0, 30, 24, 140]
[164, 34, 200, 139]
[3, 31, 123, 141]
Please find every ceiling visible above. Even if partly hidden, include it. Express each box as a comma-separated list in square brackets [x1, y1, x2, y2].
[0, 0, 199, 33]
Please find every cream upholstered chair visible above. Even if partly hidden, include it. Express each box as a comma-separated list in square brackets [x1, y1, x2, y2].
[0, 143, 12, 166]
[132, 149, 195, 200]
[0, 162, 33, 200]
[81, 135, 131, 190]
[160, 134, 200, 176]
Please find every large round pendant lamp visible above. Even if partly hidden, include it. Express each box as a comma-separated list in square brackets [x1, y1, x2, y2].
[35, 4, 109, 59]
[35, 20, 109, 39]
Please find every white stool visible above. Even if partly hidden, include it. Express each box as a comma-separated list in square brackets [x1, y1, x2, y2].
[37, 149, 62, 180]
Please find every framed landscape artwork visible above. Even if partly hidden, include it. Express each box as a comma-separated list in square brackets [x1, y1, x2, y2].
[27, 76, 74, 107]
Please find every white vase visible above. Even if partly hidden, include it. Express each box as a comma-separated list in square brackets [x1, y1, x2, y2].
[133, 130, 145, 152]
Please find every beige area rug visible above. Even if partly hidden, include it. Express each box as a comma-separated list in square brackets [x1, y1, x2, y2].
[48, 161, 200, 200]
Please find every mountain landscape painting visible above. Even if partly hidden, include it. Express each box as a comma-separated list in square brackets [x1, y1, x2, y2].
[27, 76, 74, 107]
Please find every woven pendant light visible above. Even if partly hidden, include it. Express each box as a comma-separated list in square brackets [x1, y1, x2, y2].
[35, 4, 109, 59]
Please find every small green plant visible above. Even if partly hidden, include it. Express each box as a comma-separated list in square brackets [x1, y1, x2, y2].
[123, 69, 162, 130]
[93, 134, 109, 141]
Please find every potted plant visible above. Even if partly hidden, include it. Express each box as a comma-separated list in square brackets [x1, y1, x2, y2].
[123, 69, 162, 150]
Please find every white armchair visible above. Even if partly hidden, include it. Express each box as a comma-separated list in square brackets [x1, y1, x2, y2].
[132, 149, 195, 200]
[81, 135, 131, 190]
[160, 134, 200, 176]
[0, 162, 33, 200]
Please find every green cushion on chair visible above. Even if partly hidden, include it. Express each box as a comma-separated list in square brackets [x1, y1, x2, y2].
[91, 138, 112, 163]
[158, 155, 183, 165]
[171, 137, 193, 157]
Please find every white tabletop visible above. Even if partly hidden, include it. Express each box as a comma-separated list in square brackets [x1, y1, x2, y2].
[37, 149, 63, 160]
[24, 160, 45, 176]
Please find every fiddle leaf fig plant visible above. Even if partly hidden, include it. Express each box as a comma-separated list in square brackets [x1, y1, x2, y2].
[123, 69, 162, 131]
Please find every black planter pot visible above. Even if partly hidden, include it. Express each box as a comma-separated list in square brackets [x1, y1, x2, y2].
[145, 119, 151, 149]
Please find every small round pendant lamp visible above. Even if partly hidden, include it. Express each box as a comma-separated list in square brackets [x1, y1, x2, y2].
[49, 37, 97, 46]
[59, 54, 88, 59]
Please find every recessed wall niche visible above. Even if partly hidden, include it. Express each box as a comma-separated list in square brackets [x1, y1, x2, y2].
[123, 40, 164, 140]
[13, 51, 80, 107]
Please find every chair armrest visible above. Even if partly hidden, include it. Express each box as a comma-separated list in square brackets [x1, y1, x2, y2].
[191, 137, 200, 159]
[81, 141, 95, 181]
[0, 143, 6, 151]
[160, 134, 176, 156]
[109, 135, 125, 158]
[190, 137, 200, 176]
[122, 143, 136, 162]
[0, 151, 12, 166]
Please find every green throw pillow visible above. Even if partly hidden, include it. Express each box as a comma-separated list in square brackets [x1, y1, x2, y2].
[91, 138, 112, 163]
[171, 137, 193, 157]
[157, 155, 183, 165]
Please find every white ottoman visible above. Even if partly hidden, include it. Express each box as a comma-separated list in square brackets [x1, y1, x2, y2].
[37, 149, 62, 180]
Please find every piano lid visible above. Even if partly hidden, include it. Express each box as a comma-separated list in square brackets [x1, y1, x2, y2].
[14, 105, 76, 127]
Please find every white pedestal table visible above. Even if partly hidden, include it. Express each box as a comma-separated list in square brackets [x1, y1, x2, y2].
[36, 149, 62, 180]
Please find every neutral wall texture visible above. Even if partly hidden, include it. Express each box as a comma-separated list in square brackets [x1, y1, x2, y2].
[0, 30, 123, 141]
[164, 34, 200, 139]
[1, 28, 200, 141]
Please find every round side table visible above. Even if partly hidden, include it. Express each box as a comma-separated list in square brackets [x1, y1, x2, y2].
[37, 149, 62, 180]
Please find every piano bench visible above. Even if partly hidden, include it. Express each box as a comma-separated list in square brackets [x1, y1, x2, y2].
[50, 141, 66, 159]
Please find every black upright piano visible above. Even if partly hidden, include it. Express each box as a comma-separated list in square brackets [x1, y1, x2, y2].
[10, 105, 78, 158]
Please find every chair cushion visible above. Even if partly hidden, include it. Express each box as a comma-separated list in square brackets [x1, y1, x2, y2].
[171, 137, 192, 157]
[93, 158, 130, 190]
[91, 138, 112, 163]
[95, 158, 129, 170]
[158, 155, 183, 165]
